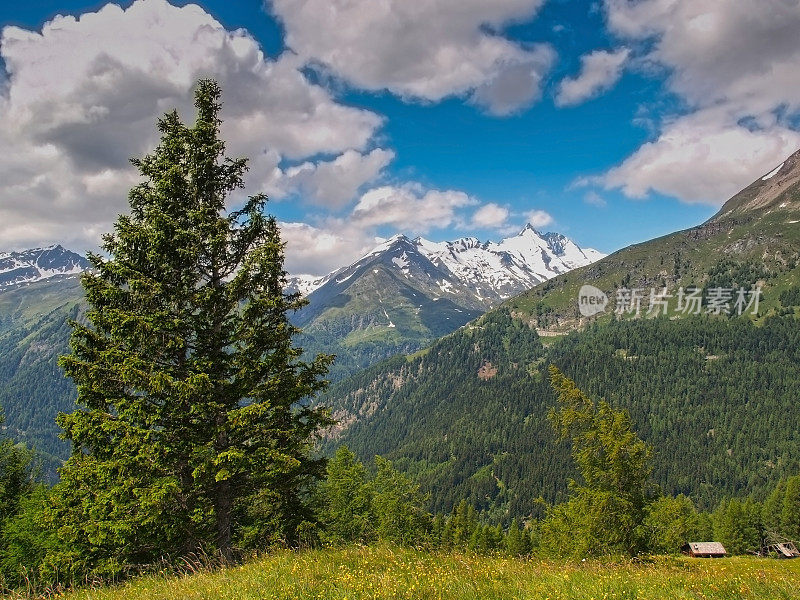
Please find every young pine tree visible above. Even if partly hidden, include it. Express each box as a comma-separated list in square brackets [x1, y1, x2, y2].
[320, 446, 373, 544]
[542, 366, 653, 557]
[52, 80, 332, 578]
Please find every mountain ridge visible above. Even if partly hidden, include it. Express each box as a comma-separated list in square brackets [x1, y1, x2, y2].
[289, 226, 604, 380]
[503, 149, 800, 330]
[288, 226, 604, 302]
[0, 245, 89, 291]
[714, 148, 800, 219]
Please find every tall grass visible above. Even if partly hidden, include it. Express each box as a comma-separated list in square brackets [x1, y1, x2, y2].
[40, 546, 800, 600]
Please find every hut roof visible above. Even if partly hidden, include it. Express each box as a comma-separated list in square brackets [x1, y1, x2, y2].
[683, 542, 727, 556]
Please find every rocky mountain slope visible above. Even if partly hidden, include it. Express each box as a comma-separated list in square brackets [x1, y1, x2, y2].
[0, 245, 89, 290]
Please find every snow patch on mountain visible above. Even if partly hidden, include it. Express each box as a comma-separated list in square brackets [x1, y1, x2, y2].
[285, 273, 331, 297]
[413, 225, 604, 300]
[762, 162, 785, 180]
[293, 224, 605, 306]
[0, 245, 90, 290]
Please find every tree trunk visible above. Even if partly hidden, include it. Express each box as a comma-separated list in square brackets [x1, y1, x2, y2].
[215, 392, 233, 561]
[216, 476, 233, 562]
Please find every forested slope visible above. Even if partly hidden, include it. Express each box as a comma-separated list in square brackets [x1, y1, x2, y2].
[321, 305, 800, 519]
[0, 277, 83, 475]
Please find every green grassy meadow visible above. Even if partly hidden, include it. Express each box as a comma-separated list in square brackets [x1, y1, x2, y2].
[45, 546, 800, 600]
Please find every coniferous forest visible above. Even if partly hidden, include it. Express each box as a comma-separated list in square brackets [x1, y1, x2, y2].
[1, 80, 799, 597]
[324, 309, 800, 516]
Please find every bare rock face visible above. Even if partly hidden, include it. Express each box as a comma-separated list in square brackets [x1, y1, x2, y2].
[714, 148, 800, 219]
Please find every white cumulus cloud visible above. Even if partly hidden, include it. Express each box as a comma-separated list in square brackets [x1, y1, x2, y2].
[596, 0, 800, 205]
[600, 109, 800, 204]
[272, 148, 395, 209]
[280, 220, 376, 275]
[351, 184, 478, 232]
[470, 203, 511, 229]
[524, 209, 554, 228]
[269, 0, 555, 115]
[0, 0, 383, 249]
[556, 48, 629, 106]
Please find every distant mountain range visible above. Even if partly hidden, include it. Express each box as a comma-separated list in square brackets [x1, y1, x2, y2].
[287, 226, 603, 379]
[289, 226, 603, 303]
[0, 245, 89, 290]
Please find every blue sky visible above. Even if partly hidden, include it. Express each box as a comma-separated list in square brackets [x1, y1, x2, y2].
[1, 0, 799, 274]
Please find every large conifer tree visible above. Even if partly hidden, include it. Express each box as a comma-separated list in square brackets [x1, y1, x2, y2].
[53, 80, 332, 576]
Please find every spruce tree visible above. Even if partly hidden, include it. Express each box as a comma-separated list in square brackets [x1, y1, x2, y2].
[52, 80, 332, 577]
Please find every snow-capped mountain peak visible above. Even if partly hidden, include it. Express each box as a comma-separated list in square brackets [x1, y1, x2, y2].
[290, 226, 605, 304]
[285, 273, 330, 297]
[0, 245, 90, 290]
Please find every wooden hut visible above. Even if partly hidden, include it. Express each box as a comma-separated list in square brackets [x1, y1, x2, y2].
[681, 542, 727, 558]
[768, 542, 800, 558]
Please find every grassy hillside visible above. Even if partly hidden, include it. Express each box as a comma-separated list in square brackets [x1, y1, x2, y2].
[507, 150, 800, 330]
[53, 546, 800, 600]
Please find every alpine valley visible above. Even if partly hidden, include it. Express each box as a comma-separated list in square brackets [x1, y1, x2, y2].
[290, 227, 604, 379]
[317, 151, 800, 520]
[0, 226, 602, 474]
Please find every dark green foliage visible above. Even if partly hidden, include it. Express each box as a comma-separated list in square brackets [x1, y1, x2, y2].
[326, 312, 800, 519]
[705, 259, 771, 293]
[504, 518, 531, 556]
[48, 80, 332, 580]
[319, 447, 431, 546]
[550, 316, 800, 508]
[430, 499, 532, 556]
[779, 285, 800, 307]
